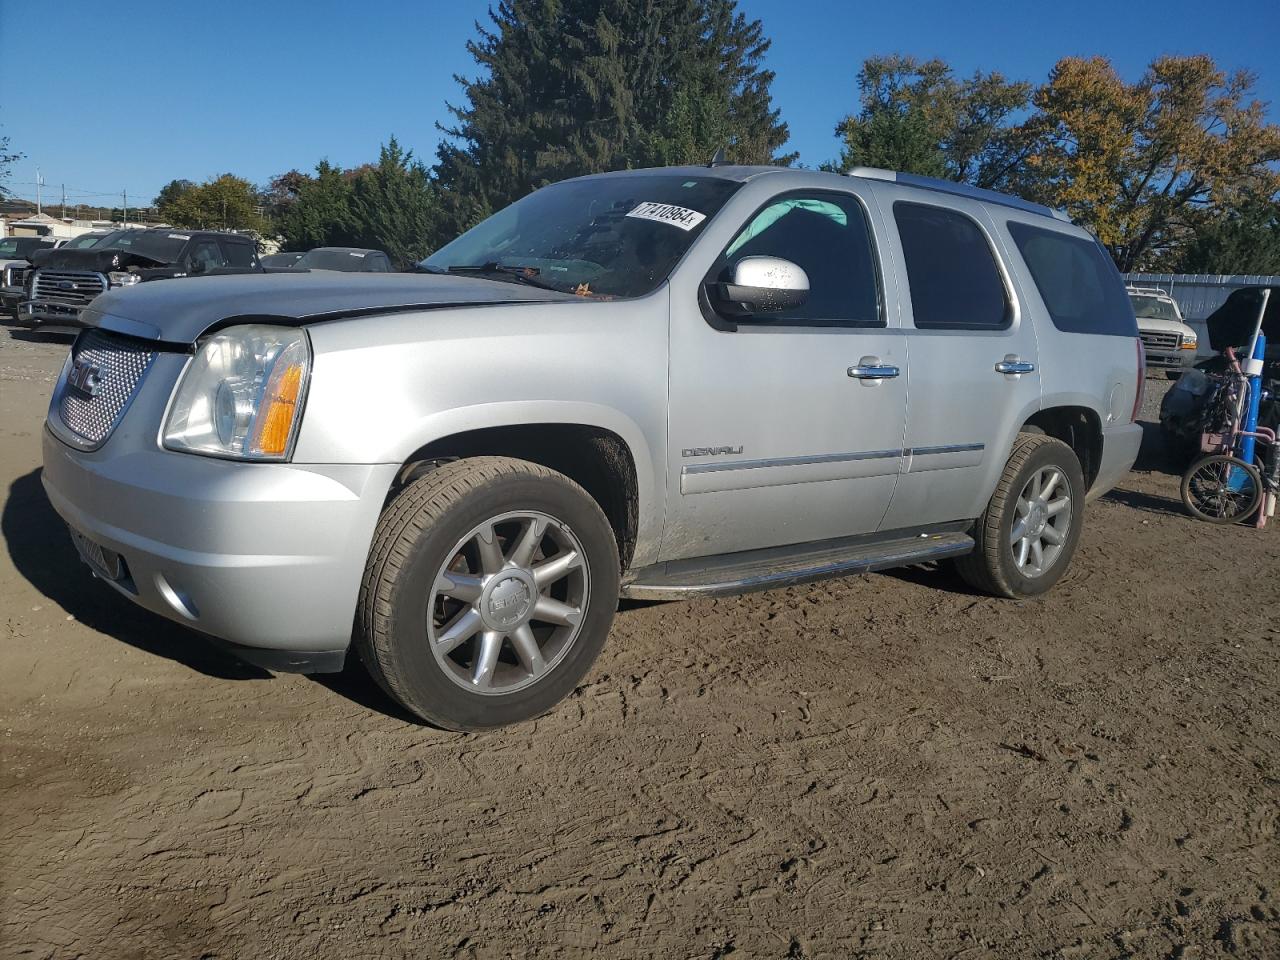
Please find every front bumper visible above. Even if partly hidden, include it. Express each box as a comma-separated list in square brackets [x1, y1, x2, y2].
[1087, 421, 1143, 501]
[19, 299, 87, 332]
[1143, 348, 1196, 371]
[42, 426, 398, 670]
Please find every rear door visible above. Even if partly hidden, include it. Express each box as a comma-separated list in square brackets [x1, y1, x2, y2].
[873, 191, 1042, 530]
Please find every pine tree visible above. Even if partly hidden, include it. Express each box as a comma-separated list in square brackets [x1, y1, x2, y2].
[435, 0, 791, 234]
[279, 161, 358, 251]
[348, 137, 442, 267]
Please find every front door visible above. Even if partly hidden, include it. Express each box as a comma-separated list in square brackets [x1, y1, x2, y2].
[662, 187, 909, 562]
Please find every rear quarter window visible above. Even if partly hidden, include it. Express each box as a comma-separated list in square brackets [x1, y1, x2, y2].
[1007, 221, 1137, 337]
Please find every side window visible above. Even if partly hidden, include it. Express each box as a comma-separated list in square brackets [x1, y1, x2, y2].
[1006, 221, 1138, 337]
[221, 240, 257, 269]
[893, 201, 1009, 330]
[187, 240, 227, 272]
[716, 192, 881, 326]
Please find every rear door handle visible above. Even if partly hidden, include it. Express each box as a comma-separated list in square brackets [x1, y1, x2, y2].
[848, 357, 901, 382]
[995, 357, 1036, 375]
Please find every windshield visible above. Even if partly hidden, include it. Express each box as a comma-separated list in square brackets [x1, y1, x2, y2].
[297, 249, 381, 271]
[421, 175, 741, 298]
[1129, 294, 1180, 322]
[64, 233, 107, 249]
[105, 231, 189, 262]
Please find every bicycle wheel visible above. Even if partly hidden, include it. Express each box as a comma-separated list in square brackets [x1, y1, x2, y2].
[1180, 454, 1262, 524]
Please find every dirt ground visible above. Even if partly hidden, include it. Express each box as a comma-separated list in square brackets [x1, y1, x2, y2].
[0, 324, 1276, 960]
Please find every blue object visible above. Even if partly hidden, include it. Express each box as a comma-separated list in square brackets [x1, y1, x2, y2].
[1230, 332, 1267, 492]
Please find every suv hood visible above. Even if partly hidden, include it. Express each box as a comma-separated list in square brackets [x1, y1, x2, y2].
[32, 245, 171, 272]
[81, 271, 579, 343]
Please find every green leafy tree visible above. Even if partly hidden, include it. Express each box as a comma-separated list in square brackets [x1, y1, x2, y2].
[436, 0, 791, 235]
[154, 179, 196, 220]
[163, 174, 269, 233]
[1177, 194, 1280, 274]
[834, 55, 1032, 187]
[278, 161, 358, 250]
[348, 137, 442, 267]
[1023, 55, 1280, 271]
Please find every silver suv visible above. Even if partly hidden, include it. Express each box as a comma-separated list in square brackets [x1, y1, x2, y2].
[41, 165, 1143, 729]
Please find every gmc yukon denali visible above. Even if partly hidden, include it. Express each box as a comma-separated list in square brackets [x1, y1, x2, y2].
[41, 165, 1142, 730]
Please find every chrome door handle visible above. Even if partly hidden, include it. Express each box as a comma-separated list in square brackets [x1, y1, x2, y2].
[995, 358, 1036, 375]
[848, 357, 900, 381]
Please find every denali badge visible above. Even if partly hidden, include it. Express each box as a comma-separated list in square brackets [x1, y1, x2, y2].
[682, 445, 743, 458]
[67, 359, 106, 397]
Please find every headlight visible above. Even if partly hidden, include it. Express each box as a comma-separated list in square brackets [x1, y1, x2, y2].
[163, 325, 310, 460]
[1180, 334, 1198, 350]
[107, 271, 141, 287]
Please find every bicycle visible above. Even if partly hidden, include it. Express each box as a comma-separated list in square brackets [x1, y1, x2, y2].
[1180, 344, 1278, 525]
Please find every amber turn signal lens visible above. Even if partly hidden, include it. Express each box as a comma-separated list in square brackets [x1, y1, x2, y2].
[250, 360, 305, 457]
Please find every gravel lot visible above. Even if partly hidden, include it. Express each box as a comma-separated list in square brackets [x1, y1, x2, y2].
[1, 326, 1277, 959]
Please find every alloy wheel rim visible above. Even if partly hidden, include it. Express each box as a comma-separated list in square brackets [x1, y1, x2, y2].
[428, 510, 589, 695]
[1010, 466, 1072, 578]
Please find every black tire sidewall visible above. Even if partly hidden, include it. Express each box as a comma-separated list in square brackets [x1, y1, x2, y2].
[993, 441, 1086, 597]
[380, 471, 619, 729]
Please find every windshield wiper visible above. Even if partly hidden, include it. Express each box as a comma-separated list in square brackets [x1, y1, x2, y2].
[444, 262, 562, 292]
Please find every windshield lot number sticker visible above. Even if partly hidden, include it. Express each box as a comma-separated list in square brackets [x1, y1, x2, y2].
[626, 202, 706, 231]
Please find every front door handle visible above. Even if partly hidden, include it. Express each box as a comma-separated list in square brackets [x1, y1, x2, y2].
[995, 357, 1036, 375]
[848, 356, 901, 382]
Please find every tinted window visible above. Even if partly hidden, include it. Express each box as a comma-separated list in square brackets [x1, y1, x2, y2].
[1129, 294, 1180, 322]
[1007, 221, 1137, 337]
[187, 239, 227, 271]
[221, 240, 257, 269]
[894, 202, 1009, 330]
[716, 192, 880, 325]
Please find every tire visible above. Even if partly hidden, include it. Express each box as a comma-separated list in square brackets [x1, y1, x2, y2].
[1180, 454, 1262, 524]
[954, 434, 1086, 599]
[356, 456, 620, 730]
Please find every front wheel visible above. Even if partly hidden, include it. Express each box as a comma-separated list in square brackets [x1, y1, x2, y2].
[954, 434, 1085, 599]
[356, 457, 620, 730]
[1180, 454, 1261, 524]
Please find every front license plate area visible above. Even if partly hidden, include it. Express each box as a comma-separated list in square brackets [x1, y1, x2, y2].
[68, 525, 123, 581]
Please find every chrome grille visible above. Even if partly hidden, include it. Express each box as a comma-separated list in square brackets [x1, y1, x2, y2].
[56, 329, 156, 448]
[33, 270, 108, 307]
[1139, 330, 1180, 352]
[3, 264, 29, 288]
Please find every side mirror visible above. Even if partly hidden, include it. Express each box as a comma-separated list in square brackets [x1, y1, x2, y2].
[710, 256, 809, 317]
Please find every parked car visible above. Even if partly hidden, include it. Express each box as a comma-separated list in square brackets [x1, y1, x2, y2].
[1, 236, 70, 319]
[41, 164, 1141, 730]
[3, 233, 123, 318]
[1127, 285, 1199, 378]
[293, 247, 393, 272]
[261, 251, 306, 269]
[19, 229, 262, 333]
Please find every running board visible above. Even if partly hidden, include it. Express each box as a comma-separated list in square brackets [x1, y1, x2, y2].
[620, 530, 974, 600]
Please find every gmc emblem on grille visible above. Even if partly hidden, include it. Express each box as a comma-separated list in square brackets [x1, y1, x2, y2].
[68, 359, 106, 397]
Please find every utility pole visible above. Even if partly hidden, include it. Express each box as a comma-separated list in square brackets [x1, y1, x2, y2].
[122, 189, 128, 226]
[35, 169, 43, 215]
[61, 184, 66, 220]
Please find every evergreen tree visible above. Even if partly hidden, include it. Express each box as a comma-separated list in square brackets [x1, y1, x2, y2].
[279, 161, 358, 250]
[436, 0, 791, 234]
[348, 137, 442, 267]
[1177, 195, 1280, 274]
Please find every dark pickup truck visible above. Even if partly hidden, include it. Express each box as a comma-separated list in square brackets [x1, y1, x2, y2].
[19, 228, 262, 332]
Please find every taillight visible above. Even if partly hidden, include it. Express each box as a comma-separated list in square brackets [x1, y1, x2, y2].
[1131, 338, 1146, 423]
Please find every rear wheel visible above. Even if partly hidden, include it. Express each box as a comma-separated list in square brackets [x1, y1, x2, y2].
[357, 457, 620, 730]
[954, 434, 1085, 599]
[1180, 454, 1261, 524]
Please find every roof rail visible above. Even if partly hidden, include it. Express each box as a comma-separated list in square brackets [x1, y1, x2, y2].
[845, 167, 1069, 222]
[1125, 285, 1172, 297]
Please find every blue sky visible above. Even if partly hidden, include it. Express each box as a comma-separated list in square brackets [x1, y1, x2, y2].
[2, 0, 1277, 208]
